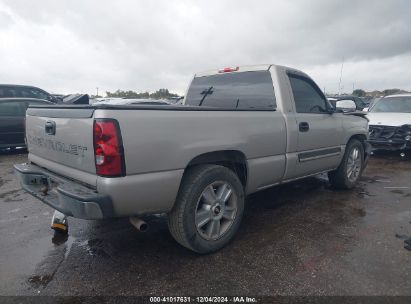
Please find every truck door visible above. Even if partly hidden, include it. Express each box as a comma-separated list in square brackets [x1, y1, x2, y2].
[287, 73, 344, 177]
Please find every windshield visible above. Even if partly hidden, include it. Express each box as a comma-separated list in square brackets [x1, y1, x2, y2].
[370, 96, 411, 113]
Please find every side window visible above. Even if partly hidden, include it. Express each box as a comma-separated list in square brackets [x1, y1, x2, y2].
[0, 101, 26, 117]
[288, 74, 328, 113]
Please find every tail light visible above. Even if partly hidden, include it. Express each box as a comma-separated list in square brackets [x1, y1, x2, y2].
[93, 119, 125, 177]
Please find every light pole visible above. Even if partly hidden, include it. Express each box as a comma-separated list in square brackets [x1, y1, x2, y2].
[338, 57, 344, 95]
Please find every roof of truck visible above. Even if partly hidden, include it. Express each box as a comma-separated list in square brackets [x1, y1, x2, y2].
[194, 64, 307, 78]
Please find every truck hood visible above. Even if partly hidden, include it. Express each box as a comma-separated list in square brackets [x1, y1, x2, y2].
[366, 112, 411, 126]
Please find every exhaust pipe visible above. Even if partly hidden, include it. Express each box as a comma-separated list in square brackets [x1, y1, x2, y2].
[129, 217, 149, 232]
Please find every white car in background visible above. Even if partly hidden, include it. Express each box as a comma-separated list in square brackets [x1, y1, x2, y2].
[91, 98, 171, 106]
[367, 94, 411, 151]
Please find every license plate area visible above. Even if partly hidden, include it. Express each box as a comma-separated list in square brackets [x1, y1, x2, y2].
[27, 174, 59, 196]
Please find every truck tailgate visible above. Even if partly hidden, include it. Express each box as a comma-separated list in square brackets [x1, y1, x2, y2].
[25, 107, 97, 187]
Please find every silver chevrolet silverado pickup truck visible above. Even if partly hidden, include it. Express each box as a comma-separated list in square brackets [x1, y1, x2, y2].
[14, 64, 370, 253]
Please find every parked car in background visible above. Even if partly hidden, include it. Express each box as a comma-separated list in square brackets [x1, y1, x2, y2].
[14, 64, 370, 253]
[61, 94, 90, 104]
[365, 97, 382, 111]
[0, 84, 61, 103]
[0, 98, 54, 150]
[367, 94, 411, 151]
[327, 97, 357, 112]
[92, 98, 171, 106]
[167, 96, 184, 104]
[52, 94, 66, 100]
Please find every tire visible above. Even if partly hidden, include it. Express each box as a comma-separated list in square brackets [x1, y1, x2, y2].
[168, 165, 245, 254]
[328, 139, 364, 189]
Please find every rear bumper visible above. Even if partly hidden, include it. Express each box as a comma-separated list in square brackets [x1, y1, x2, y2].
[14, 163, 113, 219]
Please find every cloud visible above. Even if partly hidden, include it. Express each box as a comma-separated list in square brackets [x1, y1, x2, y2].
[0, 0, 410, 95]
[0, 9, 13, 29]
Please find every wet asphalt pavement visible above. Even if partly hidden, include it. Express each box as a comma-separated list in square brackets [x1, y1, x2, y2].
[0, 150, 410, 296]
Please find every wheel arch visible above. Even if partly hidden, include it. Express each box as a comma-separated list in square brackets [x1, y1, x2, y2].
[349, 134, 367, 142]
[184, 150, 248, 188]
[348, 134, 370, 162]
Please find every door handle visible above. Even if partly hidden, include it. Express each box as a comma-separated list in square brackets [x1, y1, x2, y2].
[45, 120, 56, 135]
[299, 122, 309, 132]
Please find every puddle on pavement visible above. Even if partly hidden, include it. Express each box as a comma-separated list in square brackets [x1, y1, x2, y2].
[52, 232, 69, 246]
[360, 175, 392, 184]
[27, 274, 53, 288]
[0, 189, 21, 200]
[390, 189, 405, 194]
[395, 233, 409, 240]
[356, 185, 375, 198]
[77, 238, 114, 260]
[352, 207, 366, 217]
[26, 233, 76, 289]
[2, 236, 52, 279]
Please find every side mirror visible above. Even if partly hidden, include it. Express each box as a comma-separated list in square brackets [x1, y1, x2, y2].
[336, 99, 356, 112]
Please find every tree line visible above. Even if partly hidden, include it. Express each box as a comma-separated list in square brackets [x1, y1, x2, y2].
[105, 88, 180, 99]
[352, 88, 409, 98]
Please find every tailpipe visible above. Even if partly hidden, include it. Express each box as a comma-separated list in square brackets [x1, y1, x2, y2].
[129, 217, 149, 232]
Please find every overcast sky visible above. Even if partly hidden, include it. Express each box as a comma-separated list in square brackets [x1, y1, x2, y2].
[1, 0, 410, 95]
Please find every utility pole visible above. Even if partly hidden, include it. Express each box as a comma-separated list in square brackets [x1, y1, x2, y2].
[338, 57, 344, 95]
[96, 87, 99, 97]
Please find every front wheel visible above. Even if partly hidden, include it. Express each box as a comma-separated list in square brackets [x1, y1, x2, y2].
[168, 165, 245, 254]
[328, 139, 365, 189]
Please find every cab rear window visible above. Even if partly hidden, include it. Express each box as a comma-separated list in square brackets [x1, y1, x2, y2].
[185, 71, 276, 110]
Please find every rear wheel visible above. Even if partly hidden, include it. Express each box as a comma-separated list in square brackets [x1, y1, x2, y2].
[168, 165, 244, 254]
[328, 139, 364, 189]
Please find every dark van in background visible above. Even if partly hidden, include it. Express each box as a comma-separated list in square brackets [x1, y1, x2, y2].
[0, 84, 61, 103]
